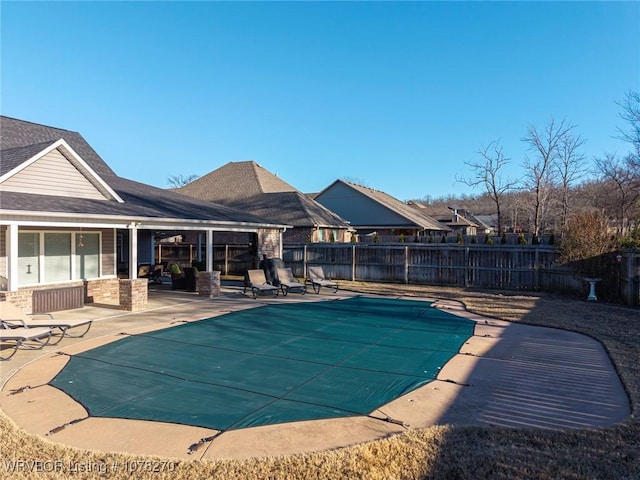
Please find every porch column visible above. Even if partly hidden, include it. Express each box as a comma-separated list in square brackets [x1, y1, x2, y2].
[6, 224, 19, 291]
[206, 230, 214, 272]
[128, 222, 138, 279]
[150, 235, 156, 266]
[279, 230, 284, 258]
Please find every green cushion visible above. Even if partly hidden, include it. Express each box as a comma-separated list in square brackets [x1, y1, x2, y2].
[170, 264, 182, 275]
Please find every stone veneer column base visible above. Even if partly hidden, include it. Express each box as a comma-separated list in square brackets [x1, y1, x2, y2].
[197, 271, 221, 298]
[119, 278, 148, 311]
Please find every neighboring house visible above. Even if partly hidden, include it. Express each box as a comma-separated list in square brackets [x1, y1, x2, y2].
[0, 117, 286, 312]
[175, 161, 353, 243]
[432, 206, 481, 236]
[313, 180, 449, 242]
[466, 213, 496, 235]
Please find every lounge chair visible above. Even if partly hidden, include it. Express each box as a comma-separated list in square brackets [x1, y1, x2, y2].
[244, 269, 279, 299]
[0, 323, 52, 360]
[306, 266, 338, 294]
[276, 268, 307, 296]
[0, 301, 92, 345]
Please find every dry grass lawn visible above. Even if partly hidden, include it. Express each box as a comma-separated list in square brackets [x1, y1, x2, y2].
[1, 283, 638, 480]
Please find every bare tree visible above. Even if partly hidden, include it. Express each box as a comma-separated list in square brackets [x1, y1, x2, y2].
[457, 140, 519, 234]
[555, 132, 587, 235]
[617, 90, 640, 162]
[167, 174, 199, 188]
[595, 153, 640, 236]
[521, 118, 576, 238]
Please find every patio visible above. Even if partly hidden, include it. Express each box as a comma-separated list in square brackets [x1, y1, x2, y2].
[0, 282, 631, 460]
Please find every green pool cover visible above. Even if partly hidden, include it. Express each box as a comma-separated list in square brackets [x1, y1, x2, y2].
[51, 296, 474, 431]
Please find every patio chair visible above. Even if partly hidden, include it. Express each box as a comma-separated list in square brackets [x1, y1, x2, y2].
[276, 268, 306, 296]
[0, 323, 52, 360]
[169, 264, 197, 291]
[0, 301, 92, 345]
[244, 269, 279, 299]
[306, 266, 338, 294]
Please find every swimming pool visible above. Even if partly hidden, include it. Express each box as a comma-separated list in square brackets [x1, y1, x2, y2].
[50, 296, 475, 431]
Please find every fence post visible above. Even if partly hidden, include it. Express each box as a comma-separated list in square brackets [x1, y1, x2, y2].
[623, 251, 636, 306]
[303, 244, 308, 278]
[404, 246, 409, 284]
[352, 245, 356, 281]
[464, 247, 470, 287]
[534, 248, 540, 290]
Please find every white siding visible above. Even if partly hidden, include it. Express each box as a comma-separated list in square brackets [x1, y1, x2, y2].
[0, 149, 107, 200]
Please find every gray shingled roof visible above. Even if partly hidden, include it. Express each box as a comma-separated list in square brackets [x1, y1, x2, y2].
[177, 161, 297, 202]
[0, 116, 116, 176]
[327, 180, 449, 231]
[0, 141, 58, 176]
[0, 117, 281, 227]
[229, 191, 351, 227]
[176, 161, 351, 229]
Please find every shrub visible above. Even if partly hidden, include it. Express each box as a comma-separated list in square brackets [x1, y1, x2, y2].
[558, 211, 621, 301]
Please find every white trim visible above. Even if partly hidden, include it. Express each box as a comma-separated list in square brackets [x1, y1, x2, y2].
[0, 139, 125, 203]
[7, 225, 19, 291]
[0, 210, 290, 230]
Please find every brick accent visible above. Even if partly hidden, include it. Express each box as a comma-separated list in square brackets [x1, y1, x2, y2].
[0, 290, 33, 312]
[197, 271, 221, 298]
[119, 278, 148, 312]
[257, 229, 280, 259]
[0, 281, 84, 312]
[85, 278, 120, 305]
[284, 227, 314, 244]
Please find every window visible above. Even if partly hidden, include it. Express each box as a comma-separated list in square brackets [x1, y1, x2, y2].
[17, 231, 101, 285]
[18, 232, 40, 284]
[76, 233, 100, 279]
[44, 233, 72, 282]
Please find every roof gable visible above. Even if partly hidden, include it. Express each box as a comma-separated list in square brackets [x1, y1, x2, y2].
[0, 139, 124, 202]
[315, 180, 448, 231]
[0, 116, 116, 177]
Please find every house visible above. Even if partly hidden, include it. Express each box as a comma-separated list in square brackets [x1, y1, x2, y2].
[0, 117, 287, 312]
[175, 161, 353, 243]
[313, 180, 449, 242]
[440, 206, 479, 236]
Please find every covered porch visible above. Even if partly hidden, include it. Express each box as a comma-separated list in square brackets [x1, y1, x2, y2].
[1, 219, 285, 314]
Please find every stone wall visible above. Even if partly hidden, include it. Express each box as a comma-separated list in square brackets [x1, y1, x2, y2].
[257, 229, 281, 259]
[85, 278, 120, 305]
[119, 279, 148, 312]
[197, 271, 221, 298]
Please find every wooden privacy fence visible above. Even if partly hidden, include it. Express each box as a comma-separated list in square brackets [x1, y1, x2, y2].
[282, 244, 562, 290]
[211, 243, 639, 306]
[279, 244, 640, 306]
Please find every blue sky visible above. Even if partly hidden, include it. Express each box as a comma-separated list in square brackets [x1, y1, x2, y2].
[2, 1, 638, 201]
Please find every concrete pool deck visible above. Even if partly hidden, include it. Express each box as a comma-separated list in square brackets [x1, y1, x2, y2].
[0, 284, 631, 460]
